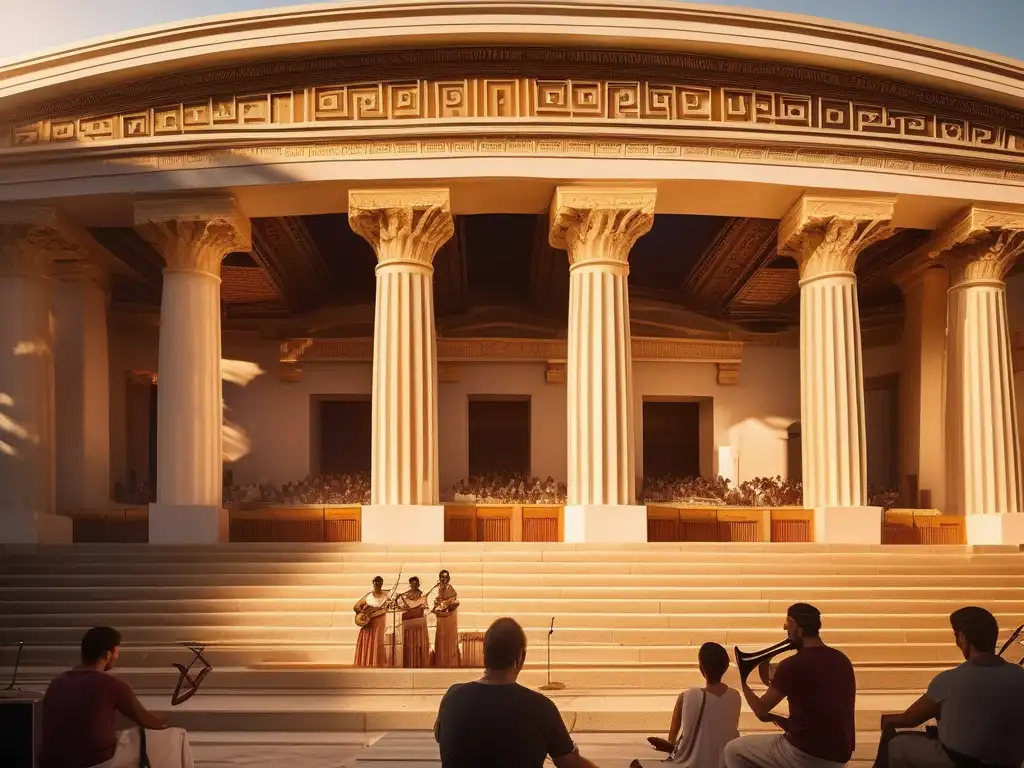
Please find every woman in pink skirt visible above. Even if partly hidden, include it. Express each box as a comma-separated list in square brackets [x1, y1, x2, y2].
[432, 569, 460, 668]
[352, 576, 389, 667]
[398, 576, 430, 668]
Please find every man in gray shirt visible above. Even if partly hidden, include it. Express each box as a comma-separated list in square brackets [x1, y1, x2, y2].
[874, 606, 1024, 768]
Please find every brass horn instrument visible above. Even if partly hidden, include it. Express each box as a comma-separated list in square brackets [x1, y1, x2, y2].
[998, 624, 1024, 665]
[734, 639, 797, 682]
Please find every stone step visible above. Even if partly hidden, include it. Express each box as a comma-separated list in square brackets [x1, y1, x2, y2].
[4, 596, 1020, 617]
[3, 570, 1021, 588]
[0, 613, 980, 647]
[3, 581, 1020, 602]
[5, 541, 1014, 557]
[15, 663, 945, 692]
[2, 604, 994, 631]
[105, 689, 913, 734]
[0, 627, 965, 663]
[353, 730, 887, 767]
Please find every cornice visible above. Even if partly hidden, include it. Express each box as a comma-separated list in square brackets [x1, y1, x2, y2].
[2, 2, 1023, 115]
[281, 335, 745, 364]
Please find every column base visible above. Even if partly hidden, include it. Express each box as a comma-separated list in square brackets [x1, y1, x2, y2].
[361, 505, 444, 544]
[813, 506, 882, 545]
[563, 504, 647, 543]
[966, 513, 1024, 546]
[0, 512, 72, 544]
[149, 504, 227, 544]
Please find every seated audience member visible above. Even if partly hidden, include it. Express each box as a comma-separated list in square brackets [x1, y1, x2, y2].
[874, 606, 1024, 768]
[724, 603, 856, 768]
[434, 617, 601, 768]
[632, 641, 741, 767]
[39, 626, 194, 768]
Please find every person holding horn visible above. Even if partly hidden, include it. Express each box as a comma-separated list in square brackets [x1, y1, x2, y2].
[724, 603, 856, 768]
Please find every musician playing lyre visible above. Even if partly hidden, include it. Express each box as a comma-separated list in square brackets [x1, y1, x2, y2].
[432, 569, 461, 668]
[353, 576, 389, 667]
[397, 576, 430, 668]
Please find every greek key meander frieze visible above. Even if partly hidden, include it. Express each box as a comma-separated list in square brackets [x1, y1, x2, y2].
[5, 77, 1024, 160]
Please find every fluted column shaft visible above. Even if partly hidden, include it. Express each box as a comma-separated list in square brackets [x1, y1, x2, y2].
[135, 200, 251, 509]
[779, 195, 896, 509]
[945, 237, 1024, 517]
[550, 187, 655, 506]
[799, 269, 866, 507]
[350, 189, 453, 506]
[0, 236, 55, 519]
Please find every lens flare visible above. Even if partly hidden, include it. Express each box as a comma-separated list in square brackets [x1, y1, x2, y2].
[220, 359, 264, 462]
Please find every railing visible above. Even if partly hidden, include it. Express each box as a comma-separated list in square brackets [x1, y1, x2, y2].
[61, 504, 965, 545]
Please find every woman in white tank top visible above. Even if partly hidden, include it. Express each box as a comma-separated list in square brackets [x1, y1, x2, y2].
[633, 642, 742, 768]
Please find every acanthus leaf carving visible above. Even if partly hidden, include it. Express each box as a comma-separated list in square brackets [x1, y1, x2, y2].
[778, 195, 896, 280]
[548, 186, 656, 266]
[348, 188, 454, 266]
[134, 199, 251, 277]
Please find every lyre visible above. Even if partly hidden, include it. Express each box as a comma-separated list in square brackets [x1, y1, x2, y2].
[170, 642, 212, 706]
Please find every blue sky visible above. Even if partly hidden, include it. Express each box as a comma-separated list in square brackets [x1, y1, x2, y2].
[1, 0, 1022, 62]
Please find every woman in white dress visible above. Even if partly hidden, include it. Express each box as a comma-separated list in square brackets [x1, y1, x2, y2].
[633, 642, 742, 768]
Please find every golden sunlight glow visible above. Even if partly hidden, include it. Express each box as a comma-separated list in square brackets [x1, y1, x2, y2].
[220, 359, 264, 462]
[0, 392, 38, 457]
[12, 340, 50, 356]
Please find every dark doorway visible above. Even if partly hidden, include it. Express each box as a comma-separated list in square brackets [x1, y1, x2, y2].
[123, 373, 157, 504]
[318, 399, 372, 474]
[468, 399, 530, 476]
[643, 401, 701, 479]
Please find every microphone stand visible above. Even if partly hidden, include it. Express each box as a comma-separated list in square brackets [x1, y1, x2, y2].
[539, 618, 564, 691]
[4, 642, 24, 691]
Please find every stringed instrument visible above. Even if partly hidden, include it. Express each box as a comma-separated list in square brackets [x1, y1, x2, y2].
[354, 599, 392, 627]
[432, 594, 459, 617]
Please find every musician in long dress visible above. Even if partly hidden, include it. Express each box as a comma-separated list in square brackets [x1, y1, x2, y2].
[433, 569, 461, 668]
[353, 576, 389, 667]
[398, 576, 430, 668]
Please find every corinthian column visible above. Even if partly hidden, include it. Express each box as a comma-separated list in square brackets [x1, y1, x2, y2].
[135, 199, 251, 544]
[549, 186, 655, 543]
[934, 206, 1024, 544]
[0, 210, 71, 543]
[349, 188, 453, 543]
[779, 194, 896, 543]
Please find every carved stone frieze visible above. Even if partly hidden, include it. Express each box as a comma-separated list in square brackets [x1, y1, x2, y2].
[548, 187, 656, 266]
[778, 195, 897, 280]
[281, 336, 744, 364]
[134, 198, 252, 277]
[348, 188, 454, 266]
[6, 63, 1024, 164]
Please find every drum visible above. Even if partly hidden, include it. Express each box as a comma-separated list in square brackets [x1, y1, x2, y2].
[383, 632, 404, 668]
[460, 632, 485, 668]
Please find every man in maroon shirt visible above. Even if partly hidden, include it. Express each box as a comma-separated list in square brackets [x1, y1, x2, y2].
[39, 626, 194, 768]
[724, 603, 856, 768]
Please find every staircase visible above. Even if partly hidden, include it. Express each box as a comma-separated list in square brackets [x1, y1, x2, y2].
[2, 542, 1022, 766]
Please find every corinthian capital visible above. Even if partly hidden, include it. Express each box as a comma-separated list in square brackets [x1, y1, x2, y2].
[348, 188, 454, 267]
[0, 205, 117, 278]
[778, 195, 896, 281]
[922, 205, 1024, 286]
[134, 198, 252, 278]
[549, 187, 656, 268]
